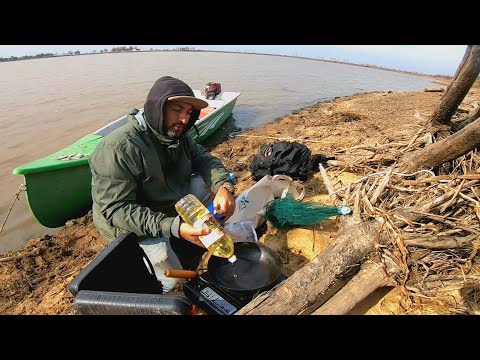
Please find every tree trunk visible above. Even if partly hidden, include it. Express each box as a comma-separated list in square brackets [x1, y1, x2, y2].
[235, 219, 381, 315]
[397, 118, 480, 173]
[429, 45, 480, 128]
[445, 45, 472, 94]
[311, 260, 397, 315]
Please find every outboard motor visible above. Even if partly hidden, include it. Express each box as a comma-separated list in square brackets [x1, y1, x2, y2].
[204, 82, 222, 99]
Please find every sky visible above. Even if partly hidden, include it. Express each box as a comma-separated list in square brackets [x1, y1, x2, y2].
[0, 45, 467, 76]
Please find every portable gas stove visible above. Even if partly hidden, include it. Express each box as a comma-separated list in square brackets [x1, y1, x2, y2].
[183, 272, 287, 315]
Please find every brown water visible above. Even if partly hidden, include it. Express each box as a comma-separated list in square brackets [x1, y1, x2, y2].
[0, 51, 435, 254]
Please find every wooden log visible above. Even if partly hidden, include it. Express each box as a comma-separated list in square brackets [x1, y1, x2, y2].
[445, 46, 472, 95]
[397, 119, 480, 173]
[429, 45, 480, 128]
[235, 218, 381, 315]
[311, 259, 398, 315]
[424, 88, 445, 93]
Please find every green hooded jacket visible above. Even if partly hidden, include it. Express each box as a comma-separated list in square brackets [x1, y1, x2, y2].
[89, 76, 231, 241]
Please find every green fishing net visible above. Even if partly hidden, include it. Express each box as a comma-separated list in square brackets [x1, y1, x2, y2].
[264, 194, 351, 228]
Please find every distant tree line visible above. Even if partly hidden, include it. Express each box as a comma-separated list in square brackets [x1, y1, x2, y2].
[0, 46, 198, 63]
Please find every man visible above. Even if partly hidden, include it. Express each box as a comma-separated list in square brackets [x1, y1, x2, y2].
[89, 76, 236, 288]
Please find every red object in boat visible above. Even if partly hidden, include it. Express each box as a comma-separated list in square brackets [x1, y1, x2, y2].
[199, 107, 215, 119]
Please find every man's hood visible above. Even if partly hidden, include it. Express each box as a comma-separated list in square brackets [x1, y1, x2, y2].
[143, 76, 201, 141]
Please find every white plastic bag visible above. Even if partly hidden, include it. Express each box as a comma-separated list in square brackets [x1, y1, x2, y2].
[224, 220, 258, 243]
[226, 174, 305, 228]
[139, 237, 183, 292]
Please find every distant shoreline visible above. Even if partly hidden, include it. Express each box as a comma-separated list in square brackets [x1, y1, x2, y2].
[0, 49, 451, 81]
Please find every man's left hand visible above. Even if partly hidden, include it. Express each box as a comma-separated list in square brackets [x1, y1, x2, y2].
[213, 187, 235, 220]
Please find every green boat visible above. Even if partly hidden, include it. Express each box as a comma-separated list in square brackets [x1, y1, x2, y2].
[12, 89, 241, 228]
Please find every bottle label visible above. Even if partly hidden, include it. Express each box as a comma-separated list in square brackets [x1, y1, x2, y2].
[192, 215, 209, 229]
[200, 230, 223, 248]
[192, 215, 224, 248]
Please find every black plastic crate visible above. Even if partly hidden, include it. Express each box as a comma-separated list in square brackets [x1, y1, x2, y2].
[68, 232, 192, 315]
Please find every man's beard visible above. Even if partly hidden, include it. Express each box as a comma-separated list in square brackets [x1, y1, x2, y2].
[166, 125, 184, 138]
[167, 128, 179, 138]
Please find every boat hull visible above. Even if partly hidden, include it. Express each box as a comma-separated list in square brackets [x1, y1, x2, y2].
[187, 97, 238, 143]
[24, 164, 93, 228]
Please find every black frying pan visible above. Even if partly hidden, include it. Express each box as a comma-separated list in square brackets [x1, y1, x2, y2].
[207, 242, 283, 294]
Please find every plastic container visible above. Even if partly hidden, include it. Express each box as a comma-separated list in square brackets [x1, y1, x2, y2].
[67, 232, 193, 315]
[175, 194, 237, 263]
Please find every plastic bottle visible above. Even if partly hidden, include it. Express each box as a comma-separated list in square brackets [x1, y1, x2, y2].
[175, 194, 237, 263]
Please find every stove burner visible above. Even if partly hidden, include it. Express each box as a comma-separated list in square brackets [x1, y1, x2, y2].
[183, 272, 287, 315]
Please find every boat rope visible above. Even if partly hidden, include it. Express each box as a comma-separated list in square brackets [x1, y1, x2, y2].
[0, 184, 26, 236]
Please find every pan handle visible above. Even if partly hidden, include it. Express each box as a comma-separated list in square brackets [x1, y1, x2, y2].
[164, 269, 199, 279]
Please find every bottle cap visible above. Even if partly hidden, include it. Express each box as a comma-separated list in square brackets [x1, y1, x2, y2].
[340, 206, 351, 215]
[207, 202, 225, 220]
[228, 255, 237, 263]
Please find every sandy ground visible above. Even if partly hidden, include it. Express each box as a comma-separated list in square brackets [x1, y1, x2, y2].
[1, 78, 478, 315]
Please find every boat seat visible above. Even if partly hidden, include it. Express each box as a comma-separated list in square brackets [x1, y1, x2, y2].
[68, 232, 192, 315]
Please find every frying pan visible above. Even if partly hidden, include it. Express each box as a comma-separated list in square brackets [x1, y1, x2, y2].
[165, 242, 283, 295]
[208, 242, 283, 294]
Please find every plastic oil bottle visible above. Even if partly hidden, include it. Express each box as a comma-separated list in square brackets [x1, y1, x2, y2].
[175, 194, 237, 263]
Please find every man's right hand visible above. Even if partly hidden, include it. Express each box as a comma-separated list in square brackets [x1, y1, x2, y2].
[179, 223, 209, 248]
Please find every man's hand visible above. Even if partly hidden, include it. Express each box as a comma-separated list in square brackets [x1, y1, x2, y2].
[179, 222, 208, 248]
[213, 187, 235, 220]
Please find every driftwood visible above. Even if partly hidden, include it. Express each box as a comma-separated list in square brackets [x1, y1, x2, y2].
[445, 46, 472, 95]
[393, 181, 478, 228]
[0, 248, 39, 262]
[429, 45, 480, 128]
[311, 259, 398, 315]
[397, 119, 480, 173]
[455, 105, 480, 131]
[233, 134, 335, 144]
[424, 88, 445, 93]
[402, 233, 477, 250]
[403, 174, 480, 186]
[319, 163, 339, 202]
[235, 218, 381, 315]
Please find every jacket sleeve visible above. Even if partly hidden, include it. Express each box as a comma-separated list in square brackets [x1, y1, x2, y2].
[90, 140, 175, 238]
[187, 137, 231, 193]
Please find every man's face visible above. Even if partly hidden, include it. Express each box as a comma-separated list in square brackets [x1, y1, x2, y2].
[163, 100, 193, 137]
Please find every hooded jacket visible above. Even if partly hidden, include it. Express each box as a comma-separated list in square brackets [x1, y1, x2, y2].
[89, 76, 231, 241]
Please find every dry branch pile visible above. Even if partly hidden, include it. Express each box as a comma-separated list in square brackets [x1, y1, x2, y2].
[324, 131, 480, 314]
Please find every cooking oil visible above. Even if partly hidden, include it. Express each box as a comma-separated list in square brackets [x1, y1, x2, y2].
[175, 194, 237, 263]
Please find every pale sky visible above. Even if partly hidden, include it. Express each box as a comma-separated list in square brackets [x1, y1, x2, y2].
[0, 45, 467, 76]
